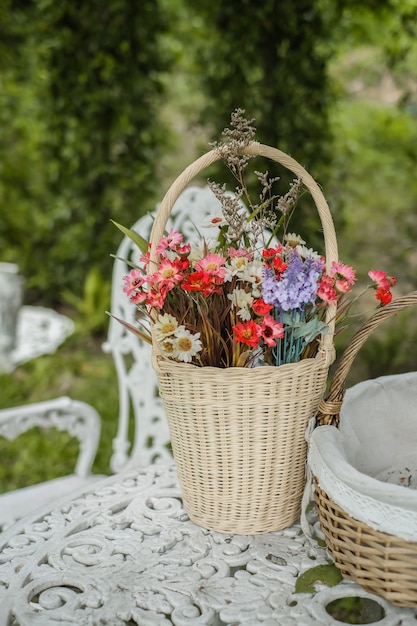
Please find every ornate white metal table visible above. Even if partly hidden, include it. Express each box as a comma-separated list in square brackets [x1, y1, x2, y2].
[0, 463, 415, 626]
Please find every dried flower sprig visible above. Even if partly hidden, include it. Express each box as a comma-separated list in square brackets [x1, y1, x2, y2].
[210, 109, 305, 250]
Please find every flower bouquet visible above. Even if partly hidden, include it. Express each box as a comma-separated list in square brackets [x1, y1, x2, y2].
[116, 110, 395, 534]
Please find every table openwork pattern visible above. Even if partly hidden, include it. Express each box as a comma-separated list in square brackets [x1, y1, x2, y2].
[0, 463, 414, 626]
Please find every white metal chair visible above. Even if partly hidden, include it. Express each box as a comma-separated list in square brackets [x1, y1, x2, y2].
[0, 185, 227, 529]
[0, 397, 101, 529]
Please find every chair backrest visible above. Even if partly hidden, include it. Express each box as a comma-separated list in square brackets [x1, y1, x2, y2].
[104, 185, 234, 471]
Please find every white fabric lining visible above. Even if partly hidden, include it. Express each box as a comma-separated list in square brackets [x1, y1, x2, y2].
[308, 372, 417, 542]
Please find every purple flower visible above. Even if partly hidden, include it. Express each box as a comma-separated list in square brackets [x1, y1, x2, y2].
[262, 250, 324, 311]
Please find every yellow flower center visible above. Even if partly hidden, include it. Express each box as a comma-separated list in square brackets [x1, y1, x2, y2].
[205, 262, 218, 271]
[177, 337, 193, 352]
[162, 268, 176, 279]
[162, 340, 176, 354]
[161, 322, 176, 334]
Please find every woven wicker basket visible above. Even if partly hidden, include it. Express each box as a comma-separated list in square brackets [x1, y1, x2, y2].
[313, 290, 417, 606]
[149, 142, 338, 534]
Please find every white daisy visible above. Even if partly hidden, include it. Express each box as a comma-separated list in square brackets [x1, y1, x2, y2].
[159, 337, 178, 358]
[224, 255, 250, 281]
[296, 244, 322, 260]
[284, 233, 306, 247]
[174, 329, 202, 363]
[154, 313, 184, 340]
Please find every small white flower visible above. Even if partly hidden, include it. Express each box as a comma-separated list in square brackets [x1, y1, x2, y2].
[228, 288, 253, 320]
[201, 215, 227, 228]
[173, 329, 202, 363]
[240, 260, 264, 297]
[188, 241, 217, 263]
[296, 244, 322, 260]
[154, 313, 183, 340]
[225, 255, 250, 281]
[284, 233, 306, 247]
[237, 307, 252, 321]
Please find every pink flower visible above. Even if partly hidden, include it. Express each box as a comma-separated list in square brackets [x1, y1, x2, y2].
[146, 289, 166, 309]
[317, 274, 338, 303]
[330, 262, 356, 288]
[260, 315, 284, 346]
[368, 269, 396, 292]
[131, 291, 147, 305]
[153, 259, 183, 290]
[195, 253, 227, 281]
[228, 247, 253, 260]
[334, 279, 353, 294]
[176, 243, 191, 257]
[156, 228, 183, 255]
[123, 269, 145, 297]
[139, 248, 151, 269]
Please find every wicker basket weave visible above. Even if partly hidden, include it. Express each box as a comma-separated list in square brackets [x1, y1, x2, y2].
[149, 142, 338, 534]
[314, 290, 417, 606]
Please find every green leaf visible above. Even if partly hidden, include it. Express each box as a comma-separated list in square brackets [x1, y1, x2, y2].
[282, 311, 303, 327]
[295, 563, 343, 594]
[293, 318, 329, 343]
[111, 220, 149, 253]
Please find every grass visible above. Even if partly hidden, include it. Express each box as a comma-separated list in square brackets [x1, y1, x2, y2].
[0, 327, 118, 492]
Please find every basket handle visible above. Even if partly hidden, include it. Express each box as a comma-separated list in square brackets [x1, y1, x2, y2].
[148, 142, 339, 348]
[316, 290, 417, 427]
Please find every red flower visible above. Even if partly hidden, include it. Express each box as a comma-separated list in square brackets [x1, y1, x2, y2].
[252, 298, 273, 316]
[181, 271, 210, 291]
[375, 288, 392, 306]
[174, 257, 190, 272]
[272, 256, 288, 276]
[368, 269, 395, 307]
[232, 320, 261, 348]
[262, 247, 278, 260]
[181, 271, 221, 297]
[262, 245, 283, 261]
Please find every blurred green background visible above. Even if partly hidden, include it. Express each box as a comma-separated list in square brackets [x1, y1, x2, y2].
[1, 0, 417, 491]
